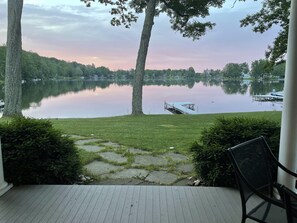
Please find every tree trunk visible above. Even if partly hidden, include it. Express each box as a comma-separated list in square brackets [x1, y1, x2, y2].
[3, 0, 23, 117]
[131, 0, 156, 115]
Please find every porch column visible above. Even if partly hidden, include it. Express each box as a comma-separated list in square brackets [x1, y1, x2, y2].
[278, 0, 297, 191]
[0, 138, 12, 197]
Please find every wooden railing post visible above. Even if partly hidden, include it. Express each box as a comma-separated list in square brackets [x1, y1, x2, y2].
[0, 138, 12, 197]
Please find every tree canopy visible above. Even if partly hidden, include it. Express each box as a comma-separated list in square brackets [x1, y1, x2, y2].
[240, 0, 290, 64]
[83, 0, 225, 40]
[222, 62, 249, 79]
[250, 59, 271, 79]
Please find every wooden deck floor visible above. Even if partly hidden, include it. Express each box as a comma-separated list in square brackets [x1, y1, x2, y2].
[0, 185, 256, 223]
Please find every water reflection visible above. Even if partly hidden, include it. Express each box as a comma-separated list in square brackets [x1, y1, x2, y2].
[221, 80, 248, 95]
[0, 79, 284, 118]
[250, 80, 284, 95]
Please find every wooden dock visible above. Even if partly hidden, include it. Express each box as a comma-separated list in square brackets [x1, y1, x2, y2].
[164, 102, 196, 114]
[0, 185, 258, 223]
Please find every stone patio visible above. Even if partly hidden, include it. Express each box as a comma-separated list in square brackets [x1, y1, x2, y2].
[75, 136, 195, 185]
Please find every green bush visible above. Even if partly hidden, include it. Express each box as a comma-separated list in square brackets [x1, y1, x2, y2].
[0, 117, 81, 185]
[190, 117, 280, 187]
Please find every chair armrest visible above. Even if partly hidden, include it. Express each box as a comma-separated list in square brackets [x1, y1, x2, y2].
[261, 136, 297, 178]
[268, 150, 297, 178]
[275, 159, 297, 178]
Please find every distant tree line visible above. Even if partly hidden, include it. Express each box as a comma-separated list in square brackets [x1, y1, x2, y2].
[0, 45, 286, 85]
[200, 60, 286, 81]
[0, 46, 198, 83]
[114, 67, 196, 81]
[0, 46, 112, 82]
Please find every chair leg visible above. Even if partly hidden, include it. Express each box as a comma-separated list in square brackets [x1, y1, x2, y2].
[241, 217, 246, 223]
[241, 208, 246, 223]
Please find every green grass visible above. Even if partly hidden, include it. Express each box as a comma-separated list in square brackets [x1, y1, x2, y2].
[0, 112, 281, 153]
[77, 149, 102, 166]
[49, 112, 281, 153]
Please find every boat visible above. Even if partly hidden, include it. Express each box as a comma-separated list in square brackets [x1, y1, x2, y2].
[253, 90, 284, 101]
[270, 90, 284, 97]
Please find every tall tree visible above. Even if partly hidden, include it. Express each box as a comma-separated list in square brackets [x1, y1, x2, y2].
[132, 0, 156, 115]
[240, 0, 290, 64]
[83, 0, 225, 115]
[3, 0, 24, 117]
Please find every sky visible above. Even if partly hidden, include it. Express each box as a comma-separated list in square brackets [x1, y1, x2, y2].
[0, 0, 280, 72]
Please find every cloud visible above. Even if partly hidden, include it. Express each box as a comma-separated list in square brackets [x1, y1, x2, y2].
[0, 0, 280, 72]
[19, 4, 137, 60]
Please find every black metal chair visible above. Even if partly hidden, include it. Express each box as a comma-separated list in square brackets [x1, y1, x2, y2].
[227, 136, 297, 223]
[282, 185, 297, 223]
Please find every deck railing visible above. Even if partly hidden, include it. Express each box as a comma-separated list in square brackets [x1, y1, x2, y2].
[0, 138, 13, 197]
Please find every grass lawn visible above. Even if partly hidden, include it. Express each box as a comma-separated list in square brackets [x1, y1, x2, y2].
[0, 111, 281, 154]
[48, 111, 281, 154]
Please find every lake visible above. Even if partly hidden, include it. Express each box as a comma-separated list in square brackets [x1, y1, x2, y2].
[0, 79, 284, 118]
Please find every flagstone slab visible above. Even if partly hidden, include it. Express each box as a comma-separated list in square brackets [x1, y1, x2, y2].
[78, 145, 105, 152]
[75, 139, 101, 145]
[176, 163, 194, 174]
[108, 169, 149, 179]
[127, 148, 150, 154]
[146, 171, 179, 185]
[101, 142, 121, 148]
[99, 152, 128, 164]
[84, 161, 124, 175]
[173, 178, 193, 186]
[163, 152, 189, 162]
[132, 155, 168, 167]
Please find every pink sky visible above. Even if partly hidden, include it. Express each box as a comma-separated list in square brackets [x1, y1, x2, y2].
[0, 0, 280, 72]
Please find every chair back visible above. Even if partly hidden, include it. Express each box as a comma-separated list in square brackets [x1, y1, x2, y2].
[227, 136, 277, 201]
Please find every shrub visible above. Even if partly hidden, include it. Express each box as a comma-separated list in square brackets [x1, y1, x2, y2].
[0, 117, 81, 185]
[190, 117, 280, 187]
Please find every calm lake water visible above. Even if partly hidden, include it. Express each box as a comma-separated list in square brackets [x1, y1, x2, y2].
[0, 80, 284, 118]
